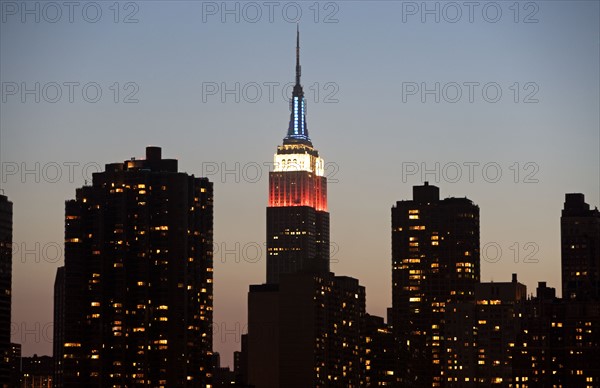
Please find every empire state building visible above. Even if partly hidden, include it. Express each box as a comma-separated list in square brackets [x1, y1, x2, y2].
[245, 29, 365, 388]
[266, 26, 330, 284]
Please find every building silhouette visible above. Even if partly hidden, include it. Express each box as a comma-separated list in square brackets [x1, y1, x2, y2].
[247, 274, 365, 387]
[391, 182, 480, 387]
[362, 314, 395, 386]
[512, 282, 600, 387]
[0, 194, 13, 387]
[21, 354, 53, 388]
[509, 193, 600, 387]
[59, 147, 213, 387]
[52, 267, 65, 387]
[561, 193, 600, 301]
[9, 343, 21, 388]
[245, 29, 365, 388]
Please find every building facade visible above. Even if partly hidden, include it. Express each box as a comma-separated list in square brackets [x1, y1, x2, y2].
[10, 343, 21, 388]
[60, 147, 213, 387]
[363, 314, 395, 386]
[444, 274, 526, 386]
[21, 355, 53, 388]
[0, 194, 13, 387]
[248, 273, 365, 388]
[53, 267, 65, 387]
[391, 182, 480, 387]
[561, 193, 600, 301]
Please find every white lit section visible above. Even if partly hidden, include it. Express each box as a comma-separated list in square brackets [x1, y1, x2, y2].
[273, 153, 324, 176]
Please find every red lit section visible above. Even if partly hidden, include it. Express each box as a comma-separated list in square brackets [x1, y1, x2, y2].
[268, 171, 327, 211]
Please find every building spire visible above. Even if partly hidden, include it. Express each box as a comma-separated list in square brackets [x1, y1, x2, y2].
[296, 23, 301, 86]
[284, 25, 311, 145]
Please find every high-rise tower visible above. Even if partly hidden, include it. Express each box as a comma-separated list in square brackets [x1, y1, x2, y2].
[246, 30, 366, 388]
[53, 266, 65, 387]
[0, 194, 12, 386]
[561, 193, 600, 301]
[61, 147, 213, 387]
[391, 183, 480, 387]
[266, 26, 329, 284]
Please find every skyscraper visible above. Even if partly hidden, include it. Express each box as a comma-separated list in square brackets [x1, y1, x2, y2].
[246, 29, 365, 387]
[266, 26, 329, 284]
[561, 193, 600, 301]
[0, 193, 13, 387]
[61, 147, 213, 387]
[391, 182, 480, 387]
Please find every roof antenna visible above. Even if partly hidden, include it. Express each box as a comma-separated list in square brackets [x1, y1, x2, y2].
[295, 23, 301, 87]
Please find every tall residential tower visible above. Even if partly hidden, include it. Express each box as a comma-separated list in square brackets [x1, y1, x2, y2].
[391, 183, 480, 387]
[60, 147, 213, 387]
[0, 194, 12, 387]
[561, 193, 600, 301]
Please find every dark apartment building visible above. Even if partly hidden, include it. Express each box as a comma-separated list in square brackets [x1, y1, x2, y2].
[391, 182, 480, 387]
[363, 314, 395, 386]
[444, 274, 526, 386]
[248, 273, 365, 388]
[561, 193, 600, 301]
[52, 267, 65, 387]
[512, 279, 600, 385]
[21, 355, 53, 388]
[0, 194, 13, 387]
[59, 147, 213, 387]
[9, 344, 21, 388]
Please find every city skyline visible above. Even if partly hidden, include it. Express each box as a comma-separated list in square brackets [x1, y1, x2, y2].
[1, 1, 599, 370]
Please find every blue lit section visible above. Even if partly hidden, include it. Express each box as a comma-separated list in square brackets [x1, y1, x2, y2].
[283, 27, 311, 145]
[286, 94, 310, 143]
[294, 97, 299, 135]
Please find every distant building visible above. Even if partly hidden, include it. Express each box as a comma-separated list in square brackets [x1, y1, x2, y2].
[10, 343, 21, 388]
[513, 282, 600, 387]
[212, 353, 236, 387]
[21, 355, 53, 388]
[52, 267, 64, 387]
[444, 274, 526, 385]
[233, 336, 248, 386]
[363, 314, 395, 386]
[0, 194, 13, 386]
[561, 193, 600, 301]
[391, 182, 480, 386]
[60, 147, 213, 387]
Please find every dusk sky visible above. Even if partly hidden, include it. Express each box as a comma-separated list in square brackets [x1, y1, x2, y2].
[1, 1, 599, 367]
